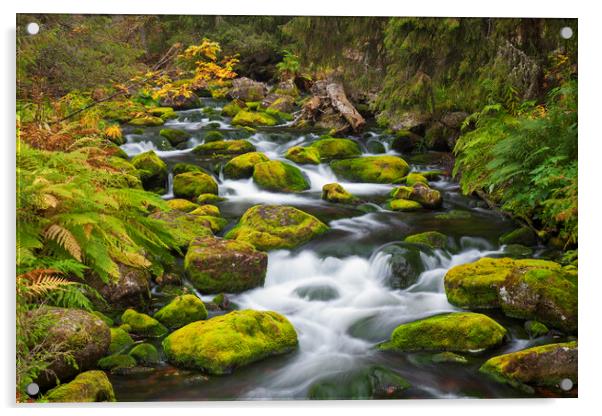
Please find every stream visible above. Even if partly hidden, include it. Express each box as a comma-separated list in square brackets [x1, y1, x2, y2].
[113, 98, 569, 401]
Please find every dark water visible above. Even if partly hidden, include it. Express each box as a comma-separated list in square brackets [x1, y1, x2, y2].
[114, 99, 571, 401]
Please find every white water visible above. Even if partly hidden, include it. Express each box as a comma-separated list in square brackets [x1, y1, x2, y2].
[234, 243, 504, 398]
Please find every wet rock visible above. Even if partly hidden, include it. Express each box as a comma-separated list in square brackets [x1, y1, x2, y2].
[184, 237, 268, 293]
[128, 116, 164, 127]
[149, 210, 213, 249]
[387, 199, 423, 212]
[232, 110, 277, 127]
[159, 92, 200, 110]
[379, 312, 506, 352]
[331, 156, 410, 183]
[225, 205, 329, 251]
[407, 183, 442, 208]
[253, 160, 310, 192]
[108, 327, 134, 355]
[309, 137, 361, 161]
[403, 172, 429, 186]
[97, 354, 136, 372]
[173, 171, 218, 200]
[264, 95, 295, 113]
[128, 343, 160, 365]
[221, 101, 243, 117]
[322, 183, 356, 204]
[91, 263, 151, 309]
[166, 198, 199, 213]
[148, 106, 177, 121]
[524, 320, 549, 338]
[190, 204, 220, 217]
[120, 309, 168, 338]
[192, 139, 256, 158]
[154, 294, 208, 329]
[223, 152, 270, 179]
[500, 244, 534, 259]
[162, 310, 298, 374]
[499, 227, 538, 246]
[391, 130, 422, 153]
[480, 341, 577, 393]
[131, 150, 168, 193]
[404, 231, 448, 250]
[424, 121, 455, 151]
[293, 284, 340, 301]
[284, 146, 321, 165]
[159, 128, 191, 146]
[431, 352, 468, 364]
[172, 162, 209, 176]
[229, 77, 268, 102]
[366, 139, 386, 154]
[204, 130, 225, 142]
[43, 371, 115, 402]
[378, 242, 427, 289]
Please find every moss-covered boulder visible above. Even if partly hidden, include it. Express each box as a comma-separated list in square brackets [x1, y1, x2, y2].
[91, 263, 151, 309]
[309, 138, 361, 161]
[128, 115, 164, 127]
[431, 352, 469, 364]
[197, 193, 226, 204]
[331, 156, 410, 183]
[479, 341, 577, 392]
[190, 204, 220, 217]
[322, 183, 356, 203]
[108, 327, 135, 355]
[193, 139, 256, 158]
[128, 343, 160, 365]
[223, 151, 270, 179]
[204, 130, 225, 142]
[184, 237, 268, 293]
[225, 205, 329, 251]
[154, 294, 208, 329]
[379, 312, 506, 352]
[159, 128, 191, 146]
[405, 172, 429, 186]
[159, 92, 200, 110]
[376, 243, 428, 289]
[166, 198, 199, 213]
[229, 77, 268, 102]
[499, 227, 538, 246]
[404, 231, 448, 249]
[407, 183, 442, 208]
[148, 106, 177, 120]
[267, 95, 295, 113]
[162, 310, 298, 374]
[253, 160, 310, 192]
[43, 371, 115, 403]
[284, 146, 321, 165]
[524, 320, 549, 338]
[130, 150, 168, 193]
[30, 307, 111, 388]
[172, 162, 207, 176]
[221, 101, 243, 117]
[97, 354, 136, 371]
[387, 199, 423, 212]
[444, 258, 577, 331]
[150, 210, 213, 249]
[173, 171, 218, 199]
[232, 110, 277, 127]
[120, 309, 168, 338]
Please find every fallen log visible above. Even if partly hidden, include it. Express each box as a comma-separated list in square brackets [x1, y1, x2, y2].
[326, 83, 365, 132]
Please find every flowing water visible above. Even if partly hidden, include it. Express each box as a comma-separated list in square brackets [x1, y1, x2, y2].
[111, 98, 569, 401]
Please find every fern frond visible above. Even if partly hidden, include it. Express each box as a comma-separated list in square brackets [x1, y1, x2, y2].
[43, 224, 82, 261]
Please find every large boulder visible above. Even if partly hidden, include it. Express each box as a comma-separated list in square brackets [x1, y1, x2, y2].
[172, 171, 218, 199]
[309, 138, 361, 161]
[108, 327, 134, 355]
[331, 156, 410, 183]
[154, 294, 208, 329]
[499, 226, 538, 246]
[444, 258, 577, 331]
[159, 92, 200, 110]
[229, 77, 268, 102]
[130, 151, 168, 193]
[379, 312, 506, 352]
[223, 152, 270, 179]
[404, 231, 448, 250]
[376, 242, 429, 289]
[166, 198, 199, 213]
[284, 146, 321, 165]
[232, 110, 277, 127]
[321, 183, 356, 204]
[480, 341, 577, 393]
[225, 205, 329, 251]
[253, 160, 310, 192]
[31, 307, 111, 388]
[43, 371, 115, 403]
[265, 95, 295, 113]
[387, 199, 423, 212]
[159, 128, 191, 146]
[120, 309, 168, 338]
[390, 183, 442, 209]
[128, 116, 164, 127]
[193, 140, 256, 158]
[184, 237, 268, 293]
[149, 210, 213, 249]
[92, 263, 151, 309]
[162, 310, 298, 374]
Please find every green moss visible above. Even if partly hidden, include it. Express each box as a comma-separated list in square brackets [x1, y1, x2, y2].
[431, 352, 469, 364]
[193, 140, 256, 158]
[190, 204, 220, 217]
[284, 146, 321, 165]
[172, 163, 207, 176]
[420, 170, 446, 180]
[159, 128, 191, 146]
[390, 186, 413, 200]
[97, 354, 136, 371]
[162, 310, 298, 374]
[223, 152, 270, 179]
[309, 138, 361, 161]
[322, 183, 356, 203]
[221, 101, 243, 117]
[264, 108, 293, 121]
[387, 199, 423, 211]
[204, 130, 225, 142]
[194, 215, 227, 233]
[232, 110, 277, 127]
[128, 343, 160, 365]
[197, 193, 226, 204]
[166, 198, 199, 213]
[108, 327, 134, 354]
[173, 171, 218, 199]
[121, 309, 168, 338]
[405, 173, 429, 186]
[331, 156, 410, 183]
[245, 101, 261, 110]
[499, 227, 537, 246]
[154, 294, 208, 329]
[130, 150, 168, 193]
[148, 106, 177, 120]
[253, 160, 310, 192]
[150, 210, 213, 249]
[404, 231, 448, 249]
[524, 320, 549, 338]
[92, 311, 114, 326]
[379, 312, 506, 352]
[43, 370, 116, 402]
[128, 115, 164, 127]
[479, 341, 577, 391]
[225, 205, 329, 251]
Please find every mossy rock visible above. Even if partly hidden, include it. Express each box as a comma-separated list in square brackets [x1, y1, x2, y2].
[154, 294, 208, 329]
[479, 341, 577, 392]
[172, 162, 208, 176]
[190, 204, 220, 217]
[524, 320, 549, 338]
[331, 156, 410, 183]
[379, 312, 506, 352]
[173, 171, 218, 199]
[377, 242, 430, 289]
[404, 231, 448, 249]
[321, 183, 356, 204]
[159, 128, 191, 146]
[108, 327, 135, 355]
[120, 309, 168, 338]
[197, 193, 226, 204]
[499, 227, 538, 246]
[387, 199, 423, 212]
[194, 215, 227, 233]
[420, 170, 446, 180]
[166, 198, 199, 213]
[221, 101, 243, 117]
[204, 130, 225, 143]
[193, 140, 256, 158]
[232, 110, 277, 127]
[284, 146, 321, 165]
[225, 205, 329, 251]
[128, 343, 160, 365]
[307, 366, 411, 400]
[405, 173, 429, 186]
[162, 310, 298, 375]
[130, 150, 168, 193]
[267, 96, 295, 113]
[149, 210, 213, 249]
[92, 311, 114, 326]
[253, 160, 310, 193]
[159, 92, 200, 110]
[97, 354, 137, 371]
[309, 138, 361, 161]
[43, 370, 115, 403]
[444, 257, 577, 331]
[128, 115, 164, 127]
[431, 352, 469, 364]
[148, 106, 177, 120]
[184, 237, 267, 293]
[407, 183, 442, 208]
[223, 152, 270, 179]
